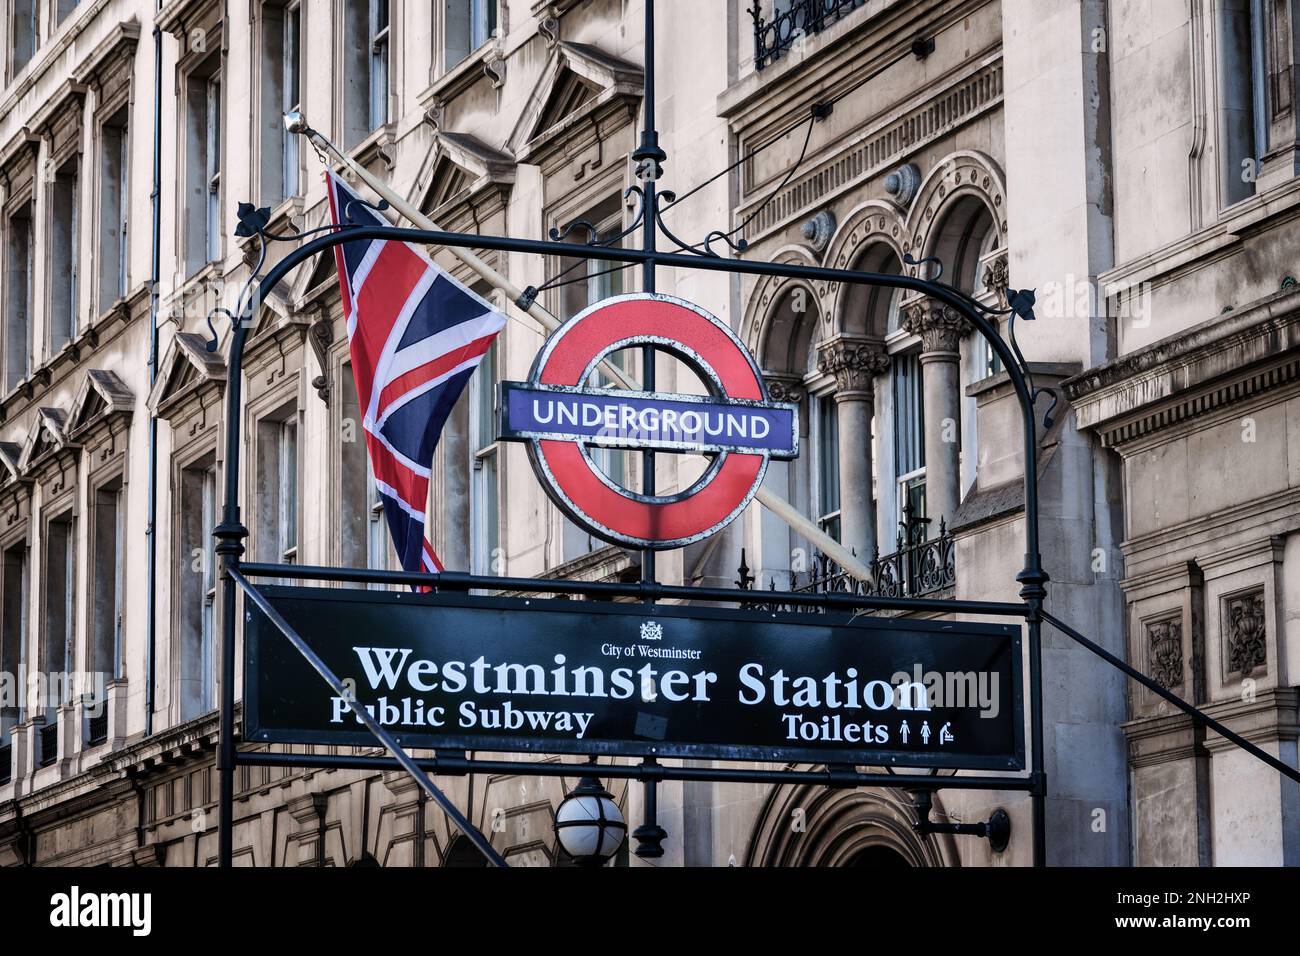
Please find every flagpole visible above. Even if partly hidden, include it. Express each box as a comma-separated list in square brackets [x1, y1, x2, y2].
[285, 116, 877, 587]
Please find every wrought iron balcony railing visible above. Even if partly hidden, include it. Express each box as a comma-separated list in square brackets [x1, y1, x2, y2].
[86, 704, 108, 747]
[751, 0, 868, 70]
[736, 507, 956, 612]
[39, 721, 58, 768]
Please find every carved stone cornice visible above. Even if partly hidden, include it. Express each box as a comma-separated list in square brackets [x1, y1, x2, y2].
[815, 335, 889, 400]
[1064, 286, 1300, 451]
[901, 303, 970, 354]
[763, 374, 806, 405]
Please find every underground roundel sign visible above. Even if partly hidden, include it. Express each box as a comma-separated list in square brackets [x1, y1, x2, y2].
[499, 293, 798, 550]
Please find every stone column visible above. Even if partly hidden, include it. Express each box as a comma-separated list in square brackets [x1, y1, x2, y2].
[816, 335, 889, 560]
[901, 304, 969, 528]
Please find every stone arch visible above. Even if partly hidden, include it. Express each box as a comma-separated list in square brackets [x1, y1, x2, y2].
[441, 834, 491, 867]
[741, 244, 823, 376]
[904, 150, 1007, 283]
[823, 200, 908, 338]
[744, 780, 957, 867]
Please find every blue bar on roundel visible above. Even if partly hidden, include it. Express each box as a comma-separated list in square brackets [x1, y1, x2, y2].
[499, 382, 798, 459]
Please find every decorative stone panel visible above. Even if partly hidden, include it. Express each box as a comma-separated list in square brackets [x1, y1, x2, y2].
[1122, 561, 1205, 719]
[1223, 588, 1267, 679]
[1201, 538, 1283, 703]
[1145, 615, 1184, 691]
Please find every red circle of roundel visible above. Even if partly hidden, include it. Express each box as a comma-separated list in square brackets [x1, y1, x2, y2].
[530, 294, 768, 549]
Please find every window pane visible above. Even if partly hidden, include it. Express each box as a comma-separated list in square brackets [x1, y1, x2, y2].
[893, 351, 925, 476]
[100, 109, 129, 309]
[281, 419, 298, 557]
[50, 158, 79, 351]
[368, 463, 388, 573]
[369, 0, 389, 128]
[283, 6, 301, 197]
[1218, 0, 1265, 205]
[43, 517, 74, 711]
[92, 484, 123, 678]
[205, 75, 222, 263]
[5, 204, 34, 390]
[473, 450, 499, 574]
[201, 468, 216, 713]
[1, 544, 27, 732]
[817, 394, 840, 534]
[13, 0, 37, 74]
[340, 367, 370, 568]
[474, 340, 497, 453]
[343, 1, 372, 147]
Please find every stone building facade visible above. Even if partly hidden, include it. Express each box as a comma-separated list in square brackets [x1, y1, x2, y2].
[0, 0, 1294, 866]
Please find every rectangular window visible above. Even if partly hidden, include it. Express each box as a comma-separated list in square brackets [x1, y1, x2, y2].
[339, 363, 370, 570]
[50, 156, 80, 352]
[366, 462, 389, 573]
[560, 200, 629, 489]
[470, 339, 499, 575]
[256, 410, 299, 564]
[342, 2, 367, 148]
[57, 0, 79, 25]
[1219, 0, 1268, 206]
[11, 0, 38, 77]
[259, 2, 302, 205]
[556, 197, 631, 560]
[184, 57, 222, 273]
[91, 480, 124, 681]
[99, 106, 129, 310]
[0, 542, 28, 739]
[283, 4, 302, 197]
[815, 392, 841, 541]
[42, 514, 75, 723]
[206, 75, 222, 264]
[370, 0, 389, 130]
[342, 0, 388, 146]
[179, 459, 217, 721]
[4, 201, 33, 392]
[893, 349, 926, 523]
[444, 0, 497, 71]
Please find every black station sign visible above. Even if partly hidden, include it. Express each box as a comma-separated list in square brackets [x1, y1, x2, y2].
[245, 588, 1025, 771]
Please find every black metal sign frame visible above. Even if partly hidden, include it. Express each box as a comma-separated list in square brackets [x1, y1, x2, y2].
[207, 0, 1300, 870]
[243, 586, 1026, 771]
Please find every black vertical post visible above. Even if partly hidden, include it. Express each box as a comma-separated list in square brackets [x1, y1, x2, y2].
[631, 0, 669, 862]
[1027, 614, 1047, 866]
[1015, 385, 1050, 868]
[215, 321, 251, 869]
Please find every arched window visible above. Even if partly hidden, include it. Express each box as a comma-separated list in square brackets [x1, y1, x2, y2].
[752, 282, 823, 578]
[929, 195, 1002, 376]
[840, 244, 905, 339]
[846, 244, 906, 552]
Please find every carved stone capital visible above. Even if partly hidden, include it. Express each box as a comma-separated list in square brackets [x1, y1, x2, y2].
[901, 302, 970, 354]
[815, 335, 889, 400]
[764, 374, 806, 405]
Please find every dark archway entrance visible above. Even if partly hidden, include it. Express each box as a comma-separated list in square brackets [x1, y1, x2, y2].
[847, 846, 912, 868]
[443, 835, 492, 868]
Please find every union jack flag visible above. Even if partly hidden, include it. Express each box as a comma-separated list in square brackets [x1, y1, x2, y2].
[326, 171, 506, 575]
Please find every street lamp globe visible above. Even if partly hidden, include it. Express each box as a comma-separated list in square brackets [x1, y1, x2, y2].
[554, 775, 626, 866]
